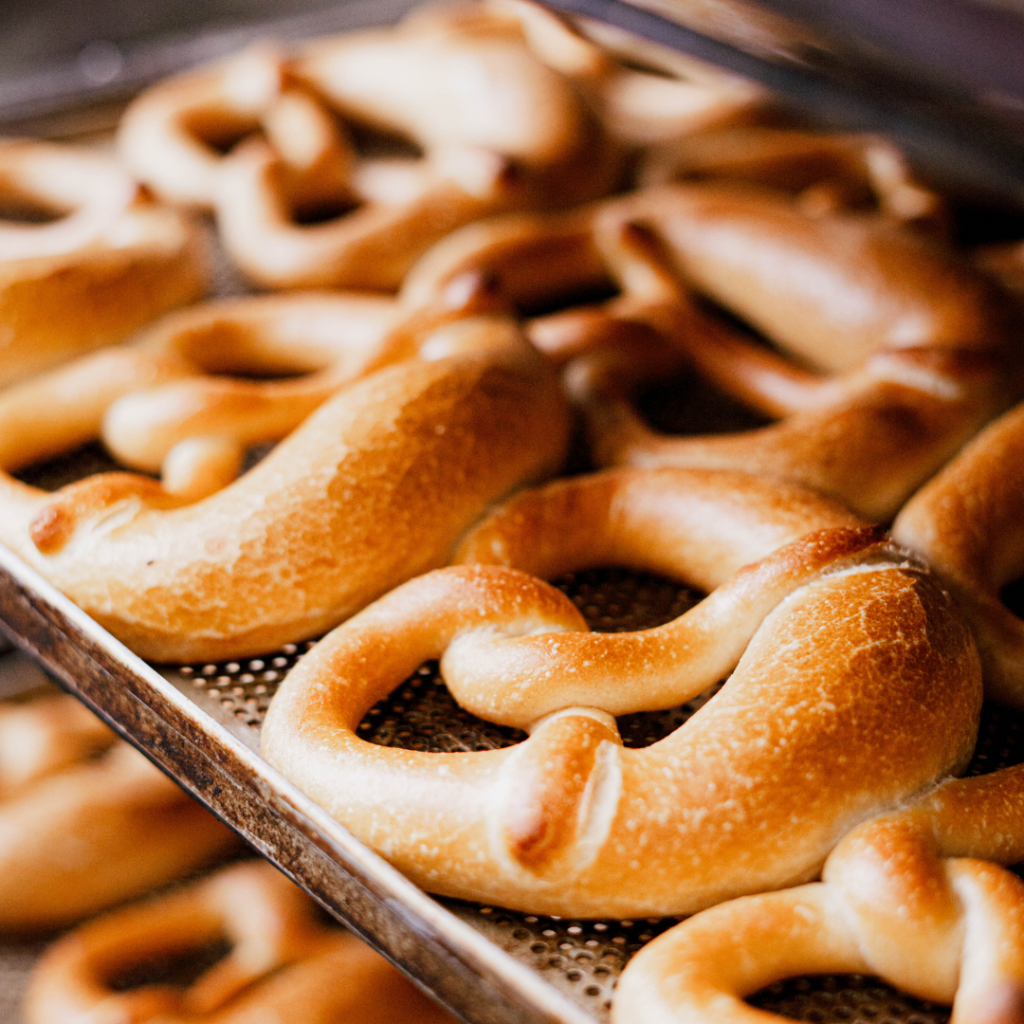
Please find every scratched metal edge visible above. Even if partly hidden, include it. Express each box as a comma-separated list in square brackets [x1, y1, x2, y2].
[0, 542, 596, 1024]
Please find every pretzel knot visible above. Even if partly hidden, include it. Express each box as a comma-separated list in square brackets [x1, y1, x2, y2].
[895, 399, 1024, 708]
[554, 182, 1017, 522]
[0, 140, 207, 388]
[0, 691, 236, 931]
[262, 468, 980, 917]
[614, 765, 1024, 1024]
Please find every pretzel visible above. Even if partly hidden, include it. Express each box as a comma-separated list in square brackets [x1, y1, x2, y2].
[560, 182, 1019, 521]
[0, 140, 207, 388]
[0, 290, 400, 503]
[0, 286, 569, 661]
[0, 691, 237, 931]
[295, 11, 620, 208]
[262, 467, 980, 917]
[24, 860, 456, 1024]
[893, 399, 1024, 708]
[639, 126, 945, 229]
[408, 0, 764, 148]
[119, 18, 619, 290]
[614, 764, 1024, 1024]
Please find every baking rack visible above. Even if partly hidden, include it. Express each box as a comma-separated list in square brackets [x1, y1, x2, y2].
[3, 0, 1024, 1022]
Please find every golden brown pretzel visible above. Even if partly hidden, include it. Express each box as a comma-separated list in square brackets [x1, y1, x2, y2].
[0, 290, 569, 661]
[893, 399, 1024, 708]
[119, 16, 619, 290]
[262, 468, 979, 917]
[295, 10, 620, 209]
[24, 860, 456, 1024]
[639, 126, 945, 228]
[414, 0, 765, 148]
[562, 183, 1019, 520]
[614, 765, 1024, 1024]
[0, 140, 207, 388]
[0, 690, 237, 931]
[0, 291, 401, 504]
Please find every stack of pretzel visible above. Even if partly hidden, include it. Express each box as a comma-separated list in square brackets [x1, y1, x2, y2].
[4, 1, 1024, 1020]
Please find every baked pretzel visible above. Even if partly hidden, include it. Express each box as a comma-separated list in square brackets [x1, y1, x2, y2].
[0, 291, 400, 503]
[295, 10, 620, 209]
[120, 16, 619, 290]
[24, 860, 456, 1024]
[562, 182, 1019, 520]
[0, 285, 569, 661]
[0, 691, 237, 931]
[0, 140, 207, 388]
[262, 467, 980, 917]
[411, 0, 764, 148]
[639, 126, 945, 228]
[893, 399, 1024, 708]
[614, 764, 1024, 1024]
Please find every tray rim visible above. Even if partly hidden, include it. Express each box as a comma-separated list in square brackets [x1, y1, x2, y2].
[0, 541, 597, 1024]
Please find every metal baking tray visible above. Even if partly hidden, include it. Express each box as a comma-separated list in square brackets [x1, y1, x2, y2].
[3, 1, 1024, 1022]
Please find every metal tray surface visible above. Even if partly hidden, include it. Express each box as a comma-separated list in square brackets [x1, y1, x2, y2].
[3, 4, 1024, 1022]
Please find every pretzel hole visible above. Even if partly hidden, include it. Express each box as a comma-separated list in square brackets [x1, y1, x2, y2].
[107, 936, 233, 993]
[521, 280, 620, 319]
[345, 122, 424, 162]
[999, 577, 1024, 621]
[748, 972, 949, 1023]
[0, 197, 65, 224]
[636, 367, 772, 436]
[291, 196, 361, 225]
[359, 567, 710, 753]
[13, 442, 124, 492]
[13, 440, 275, 492]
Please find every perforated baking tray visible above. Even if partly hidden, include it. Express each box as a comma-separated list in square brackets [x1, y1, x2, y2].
[3, 2, 1024, 1023]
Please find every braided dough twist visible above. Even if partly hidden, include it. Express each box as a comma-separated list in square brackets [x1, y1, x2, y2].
[0, 141, 207, 388]
[262, 468, 980, 917]
[0, 691, 237, 931]
[614, 765, 1024, 1024]
[24, 861, 456, 1024]
[893, 399, 1024, 708]
[563, 183, 1018, 520]
[0, 293, 569, 661]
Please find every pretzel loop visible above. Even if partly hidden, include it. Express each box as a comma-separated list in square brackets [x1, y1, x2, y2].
[0, 141, 207, 388]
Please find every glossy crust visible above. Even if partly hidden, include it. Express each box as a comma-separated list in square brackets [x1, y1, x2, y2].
[568, 183, 1019, 520]
[263, 469, 980, 917]
[893, 399, 1024, 707]
[118, 16, 620, 290]
[614, 766, 1024, 1024]
[0, 141, 208, 388]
